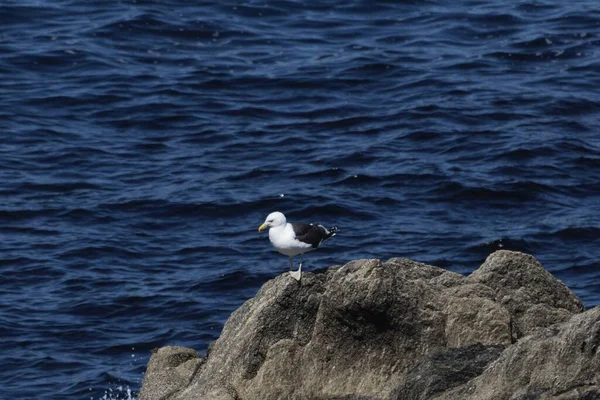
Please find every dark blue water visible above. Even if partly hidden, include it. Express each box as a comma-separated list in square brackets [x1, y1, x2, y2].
[1, 1, 599, 398]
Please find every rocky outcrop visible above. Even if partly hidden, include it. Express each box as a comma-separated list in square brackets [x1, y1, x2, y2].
[138, 346, 203, 400]
[469, 251, 583, 339]
[139, 250, 596, 400]
[437, 306, 600, 400]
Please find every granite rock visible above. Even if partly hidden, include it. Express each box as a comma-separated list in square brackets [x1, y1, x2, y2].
[139, 250, 590, 400]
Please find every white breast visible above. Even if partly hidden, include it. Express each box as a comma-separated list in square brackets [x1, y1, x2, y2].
[269, 224, 313, 256]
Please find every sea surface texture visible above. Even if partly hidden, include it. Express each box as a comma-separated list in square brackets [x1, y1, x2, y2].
[1, 1, 599, 398]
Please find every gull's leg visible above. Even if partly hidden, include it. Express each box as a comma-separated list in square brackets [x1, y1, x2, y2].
[289, 254, 302, 281]
[289, 256, 294, 271]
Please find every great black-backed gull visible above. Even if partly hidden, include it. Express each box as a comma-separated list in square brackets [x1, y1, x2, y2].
[258, 211, 338, 281]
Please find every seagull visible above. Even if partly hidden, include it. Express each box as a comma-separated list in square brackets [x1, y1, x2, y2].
[258, 211, 338, 281]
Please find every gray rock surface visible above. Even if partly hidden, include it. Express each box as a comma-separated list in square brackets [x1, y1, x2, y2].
[468, 250, 584, 339]
[398, 343, 505, 400]
[139, 250, 592, 400]
[139, 346, 203, 400]
[436, 307, 600, 400]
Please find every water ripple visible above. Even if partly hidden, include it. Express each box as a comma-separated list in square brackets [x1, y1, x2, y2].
[1, 1, 600, 399]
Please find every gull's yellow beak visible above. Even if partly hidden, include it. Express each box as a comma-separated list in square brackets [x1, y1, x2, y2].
[258, 223, 269, 232]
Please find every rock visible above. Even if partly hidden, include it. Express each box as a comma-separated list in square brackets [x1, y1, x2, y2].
[443, 295, 511, 347]
[398, 343, 505, 400]
[138, 346, 203, 400]
[436, 307, 600, 400]
[469, 250, 585, 339]
[139, 250, 590, 400]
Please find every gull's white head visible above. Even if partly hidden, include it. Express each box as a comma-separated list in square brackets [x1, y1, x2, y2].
[258, 211, 286, 232]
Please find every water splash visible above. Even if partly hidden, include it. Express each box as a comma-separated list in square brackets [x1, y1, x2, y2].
[94, 385, 136, 400]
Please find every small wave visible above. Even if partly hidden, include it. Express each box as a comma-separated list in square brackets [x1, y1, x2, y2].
[68, 300, 130, 319]
[513, 36, 560, 49]
[486, 51, 553, 63]
[491, 146, 558, 161]
[294, 168, 347, 180]
[189, 270, 268, 293]
[31, 356, 87, 370]
[438, 60, 495, 71]
[544, 98, 600, 116]
[429, 182, 520, 202]
[132, 142, 171, 152]
[179, 129, 229, 145]
[470, 12, 523, 26]
[59, 208, 117, 224]
[380, 172, 442, 189]
[0, 226, 59, 236]
[515, 2, 558, 12]
[360, 196, 400, 207]
[547, 227, 600, 241]
[558, 262, 600, 276]
[0, 256, 39, 267]
[334, 150, 379, 165]
[574, 156, 600, 169]
[175, 245, 229, 256]
[296, 203, 374, 219]
[18, 181, 103, 193]
[58, 245, 142, 260]
[93, 12, 222, 41]
[333, 174, 382, 186]
[340, 62, 399, 77]
[401, 130, 441, 142]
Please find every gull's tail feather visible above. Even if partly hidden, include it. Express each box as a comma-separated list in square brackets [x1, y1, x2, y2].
[323, 226, 339, 240]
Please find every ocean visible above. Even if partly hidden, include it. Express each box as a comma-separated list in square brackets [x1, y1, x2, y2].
[1, 1, 599, 398]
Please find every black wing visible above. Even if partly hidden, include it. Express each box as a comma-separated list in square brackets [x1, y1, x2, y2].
[292, 223, 327, 248]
